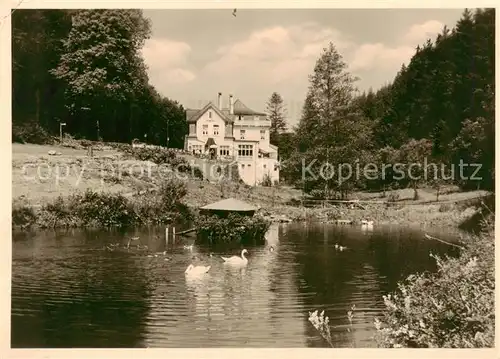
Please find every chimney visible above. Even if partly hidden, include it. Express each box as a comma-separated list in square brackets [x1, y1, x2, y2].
[217, 92, 222, 109]
[229, 94, 234, 115]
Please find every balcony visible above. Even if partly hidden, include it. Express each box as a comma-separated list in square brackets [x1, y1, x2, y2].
[233, 118, 271, 127]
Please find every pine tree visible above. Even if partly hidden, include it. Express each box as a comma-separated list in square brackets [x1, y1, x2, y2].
[296, 42, 358, 149]
[265, 92, 287, 145]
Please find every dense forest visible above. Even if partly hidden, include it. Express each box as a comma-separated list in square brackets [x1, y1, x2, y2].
[12, 9, 495, 193]
[12, 9, 187, 148]
[278, 8, 495, 195]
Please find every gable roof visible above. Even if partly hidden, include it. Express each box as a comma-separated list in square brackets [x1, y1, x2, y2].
[186, 102, 233, 124]
[200, 198, 257, 212]
[233, 99, 266, 116]
[186, 98, 267, 123]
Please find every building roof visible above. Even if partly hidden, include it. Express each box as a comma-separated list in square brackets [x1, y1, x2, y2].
[186, 102, 234, 124]
[186, 109, 199, 122]
[186, 98, 266, 123]
[233, 99, 267, 116]
[200, 198, 257, 212]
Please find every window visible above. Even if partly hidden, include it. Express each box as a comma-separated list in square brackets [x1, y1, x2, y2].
[263, 164, 266, 169]
[191, 144, 202, 153]
[208, 111, 212, 119]
[240, 129, 246, 140]
[238, 144, 253, 157]
[219, 146, 230, 156]
[238, 115, 242, 121]
[213, 124, 219, 136]
[260, 130, 265, 140]
[241, 164, 245, 168]
[202, 125, 208, 135]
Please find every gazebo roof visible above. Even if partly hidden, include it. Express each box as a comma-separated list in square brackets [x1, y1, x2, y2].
[200, 198, 257, 212]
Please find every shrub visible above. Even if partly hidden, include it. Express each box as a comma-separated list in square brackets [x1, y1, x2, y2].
[373, 222, 494, 348]
[72, 190, 136, 227]
[38, 195, 80, 228]
[222, 161, 241, 182]
[12, 122, 53, 145]
[12, 204, 37, 229]
[261, 173, 273, 187]
[195, 213, 271, 246]
[122, 146, 203, 179]
[134, 179, 192, 224]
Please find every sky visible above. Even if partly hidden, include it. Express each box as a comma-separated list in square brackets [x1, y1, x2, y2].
[141, 8, 465, 127]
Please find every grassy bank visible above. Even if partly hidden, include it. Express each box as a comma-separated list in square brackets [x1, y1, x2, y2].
[12, 142, 491, 230]
[12, 179, 191, 230]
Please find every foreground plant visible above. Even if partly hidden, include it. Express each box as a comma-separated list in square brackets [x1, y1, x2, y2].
[373, 217, 494, 348]
[309, 310, 333, 347]
[308, 305, 356, 347]
[12, 178, 192, 229]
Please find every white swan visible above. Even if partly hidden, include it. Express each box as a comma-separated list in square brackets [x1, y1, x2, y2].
[361, 220, 374, 226]
[184, 264, 211, 276]
[183, 244, 194, 251]
[221, 249, 249, 266]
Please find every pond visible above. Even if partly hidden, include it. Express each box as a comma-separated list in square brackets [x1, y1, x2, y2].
[11, 222, 460, 348]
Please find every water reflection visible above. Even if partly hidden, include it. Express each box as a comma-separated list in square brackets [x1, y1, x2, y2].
[12, 223, 459, 348]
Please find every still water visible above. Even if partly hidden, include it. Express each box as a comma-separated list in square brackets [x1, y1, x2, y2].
[11, 223, 460, 348]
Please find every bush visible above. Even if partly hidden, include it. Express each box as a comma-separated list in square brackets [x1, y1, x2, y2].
[222, 161, 241, 182]
[134, 179, 192, 224]
[374, 221, 494, 348]
[195, 213, 271, 246]
[72, 191, 136, 227]
[38, 195, 80, 228]
[261, 173, 272, 187]
[12, 122, 53, 145]
[12, 179, 192, 230]
[122, 146, 203, 179]
[12, 204, 37, 229]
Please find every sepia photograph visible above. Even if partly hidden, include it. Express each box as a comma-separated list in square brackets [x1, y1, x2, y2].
[8, 2, 495, 351]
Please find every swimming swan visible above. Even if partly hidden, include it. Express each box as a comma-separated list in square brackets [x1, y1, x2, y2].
[184, 264, 211, 276]
[221, 249, 249, 266]
[361, 220, 374, 226]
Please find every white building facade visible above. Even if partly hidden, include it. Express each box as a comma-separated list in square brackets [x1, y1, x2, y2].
[184, 93, 279, 186]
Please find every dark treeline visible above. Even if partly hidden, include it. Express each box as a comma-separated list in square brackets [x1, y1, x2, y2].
[12, 9, 187, 148]
[280, 8, 495, 196]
